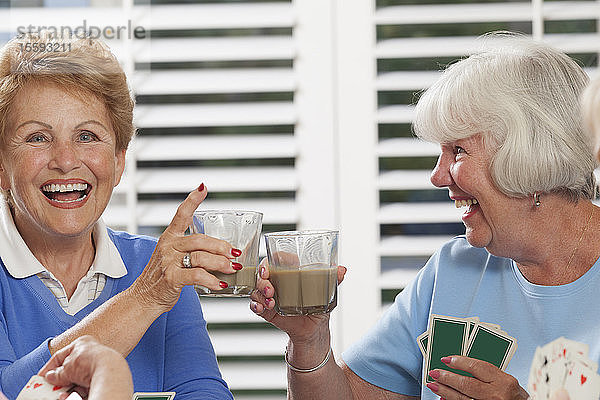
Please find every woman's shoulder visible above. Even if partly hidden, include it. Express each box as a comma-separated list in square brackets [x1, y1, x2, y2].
[107, 229, 158, 246]
[106, 229, 158, 265]
[434, 235, 508, 270]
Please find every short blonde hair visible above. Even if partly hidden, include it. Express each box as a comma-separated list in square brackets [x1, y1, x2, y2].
[413, 32, 596, 201]
[0, 32, 134, 151]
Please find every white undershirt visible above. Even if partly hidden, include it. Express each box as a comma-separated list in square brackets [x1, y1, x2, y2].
[0, 198, 127, 315]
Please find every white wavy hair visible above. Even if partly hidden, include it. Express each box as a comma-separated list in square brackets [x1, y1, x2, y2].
[582, 73, 600, 155]
[413, 32, 596, 201]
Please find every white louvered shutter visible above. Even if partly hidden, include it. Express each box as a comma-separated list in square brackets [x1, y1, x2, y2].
[0, 1, 599, 399]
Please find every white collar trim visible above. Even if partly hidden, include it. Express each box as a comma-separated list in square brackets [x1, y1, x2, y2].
[0, 198, 127, 279]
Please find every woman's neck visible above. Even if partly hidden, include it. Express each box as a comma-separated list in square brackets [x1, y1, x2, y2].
[11, 208, 96, 296]
[509, 199, 600, 286]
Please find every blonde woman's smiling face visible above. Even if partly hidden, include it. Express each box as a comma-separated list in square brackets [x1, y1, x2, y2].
[0, 81, 126, 240]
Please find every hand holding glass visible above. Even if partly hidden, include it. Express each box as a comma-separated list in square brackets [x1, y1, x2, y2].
[191, 210, 263, 297]
[264, 230, 339, 315]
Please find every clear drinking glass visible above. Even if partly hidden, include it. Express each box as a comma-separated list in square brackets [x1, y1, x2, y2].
[264, 230, 339, 315]
[191, 210, 263, 297]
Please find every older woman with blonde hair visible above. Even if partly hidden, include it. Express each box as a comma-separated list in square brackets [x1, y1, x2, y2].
[0, 33, 237, 399]
[251, 33, 600, 400]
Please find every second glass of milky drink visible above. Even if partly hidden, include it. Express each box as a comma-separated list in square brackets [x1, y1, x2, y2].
[192, 210, 263, 296]
[264, 230, 339, 315]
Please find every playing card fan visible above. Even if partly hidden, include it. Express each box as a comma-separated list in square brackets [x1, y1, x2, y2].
[418, 315, 517, 386]
[528, 338, 600, 399]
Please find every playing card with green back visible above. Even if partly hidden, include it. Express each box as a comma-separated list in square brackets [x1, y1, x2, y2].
[465, 324, 517, 371]
[424, 315, 470, 383]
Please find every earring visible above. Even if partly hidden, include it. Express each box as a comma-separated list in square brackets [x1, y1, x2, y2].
[533, 193, 541, 207]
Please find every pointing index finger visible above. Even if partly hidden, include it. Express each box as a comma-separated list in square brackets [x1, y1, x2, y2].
[165, 184, 207, 235]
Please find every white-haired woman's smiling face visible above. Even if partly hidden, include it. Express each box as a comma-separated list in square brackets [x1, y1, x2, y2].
[430, 134, 531, 253]
[0, 81, 126, 240]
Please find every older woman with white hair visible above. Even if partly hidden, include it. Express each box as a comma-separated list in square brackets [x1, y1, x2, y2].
[250, 33, 600, 400]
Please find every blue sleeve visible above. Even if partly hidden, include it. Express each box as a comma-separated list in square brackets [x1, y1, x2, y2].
[0, 326, 52, 399]
[163, 285, 233, 400]
[341, 250, 441, 396]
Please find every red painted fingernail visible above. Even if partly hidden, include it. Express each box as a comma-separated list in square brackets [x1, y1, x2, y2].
[265, 298, 272, 305]
[231, 248, 242, 257]
[197, 183, 205, 192]
[260, 266, 266, 278]
[428, 370, 440, 379]
[426, 382, 439, 392]
[264, 286, 270, 296]
[219, 281, 228, 289]
[232, 262, 243, 271]
[441, 356, 452, 364]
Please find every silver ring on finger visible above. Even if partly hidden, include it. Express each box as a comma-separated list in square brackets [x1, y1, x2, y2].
[182, 253, 192, 268]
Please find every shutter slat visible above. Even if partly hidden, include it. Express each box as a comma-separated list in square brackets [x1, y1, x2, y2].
[375, 3, 532, 25]
[104, 198, 297, 227]
[219, 361, 286, 390]
[378, 138, 439, 157]
[379, 202, 461, 224]
[136, 3, 294, 30]
[0, 7, 124, 29]
[377, 33, 600, 60]
[376, 71, 441, 91]
[378, 170, 436, 190]
[132, 36, 295, 63]
[377, 105, 414, 124]
[545, 33, 600, 53]
[136, 167, 296, 193]
[134, 69, 295, 95]
[134, 102, 296, 128]
[376, 36, 480, 59]
[135, 135, 296, 161]
[543, 2, 600, 20]
[380, 268, 421, 289]
[211, 330, 288, 356]
[201, 297, 264, 324]
[112, 167, 296, 194]
[379, 235, 455, 257]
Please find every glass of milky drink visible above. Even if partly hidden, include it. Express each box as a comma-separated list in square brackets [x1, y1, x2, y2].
[264, 230, 339, 316]
[192, 210, 263, 297]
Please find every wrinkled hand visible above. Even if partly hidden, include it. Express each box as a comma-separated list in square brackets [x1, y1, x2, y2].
[38, 335, 132, 400]
[131, 185, 241, 311]
[249, 258, 347, 342]
[427, 356, 528, 400]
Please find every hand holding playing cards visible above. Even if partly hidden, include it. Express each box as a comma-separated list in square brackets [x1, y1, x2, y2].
[427, 355, 529, 400]
[550, 388, 570, 400]
[528, 337, 600, 399]
[39, 336, 133, 400]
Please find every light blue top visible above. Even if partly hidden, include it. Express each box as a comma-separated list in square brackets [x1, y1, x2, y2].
[342, 235, 600, 399]
[0, 229, 233, 400]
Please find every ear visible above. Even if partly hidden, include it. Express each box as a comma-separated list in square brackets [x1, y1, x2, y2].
[113, 149, 127, 187]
